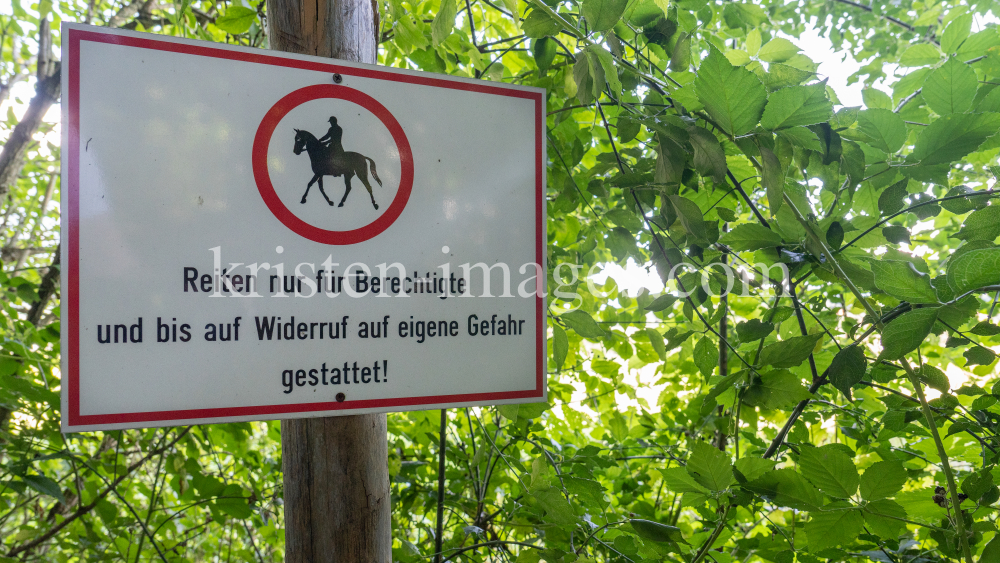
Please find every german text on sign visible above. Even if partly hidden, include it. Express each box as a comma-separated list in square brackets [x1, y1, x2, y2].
[61, 24, 546, 431]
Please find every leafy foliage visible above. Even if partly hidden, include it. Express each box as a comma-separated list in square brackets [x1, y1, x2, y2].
[3, 0, 1000, 560]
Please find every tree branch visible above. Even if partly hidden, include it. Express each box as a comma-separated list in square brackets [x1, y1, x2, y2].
[5, 428, 191, 558]
[25, 242, 59, 326]
[0, 39, 59, 200]
[828, 0, 916, 33]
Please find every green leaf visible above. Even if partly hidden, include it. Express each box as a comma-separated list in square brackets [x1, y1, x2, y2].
[646, 328, 666, 360]
[863, 499, 908, 539]
[760, 83, 832, 130]
[432, 0, 458, 45]
[758, 333, 823, 368]
[877, 179, 908, 216]
[857, 109, 907, 153]
[741, 29, 760, 56]
[214, 484, 253, 519]
[688, 127, 727, 184]
[965, 345, 997, 367]
[747, 468, 824, 510]
[532, 37, 557, 71]
[831, 106, 860, 129]
[978, 85, 1000, 113]
[972, 395, 997, 411]
[961, 469, 994, 501]
[735, 318, 774, 342]
[941, 13, 973, 54]
[393, 15, 430, 50]
[582, 0, 628, 32]
[918, 364, 950, 392]
[722, 2, 767, 29]
[552, 324, 568, 370]
[663, 467, 709, 494]
[955, 205, 1000, 242]
[826, 221, 845, 249]
[37, 0, 52, 20]
[899, 43, 942, 67]
[94, 499, 117, 525]
[693, 336, 718, 377]
[777, 126, 824, 151]
[719, 223, 783, 251]
[742, 369, 812, 410]
[760, 147, 785, 214]
[534, 487, 577, 527]
[522, 402, 552, 420]
[716, 207, 737, 222]
[670, 32, 692, 71]
[499, 0, 521, 30]
[896, 487, 947, 521]
[704, 371, 744, 410]
[878, 307, 938, 361]
[761, 63, 815, 92]
[940, 185, 989, 214]
[883, 225, 911, 244]
[669, 195, 708, 243]
[806, 506, 865, 551]
[725, 49, 750, 66]
[686, 440, 734, 491]
[923, 57, 978, 115]
[860, 460, 907, 501]
[799, 445, 859, 498]
[869, 259, 940, 303]
[559, 310, 608, 339]
[981, 534, 1000, 562]
[908, 112, 1000, 166]
[564, 476, 607, 509]
[862, 88, 893, 110]
[733, 456, 776, 483]
[695, 47, 767, 136]
[757, 38, 800, 63]
[629, 519, 686, 544]
[214, 6, 256, 35]
[829, 346, 866, 400]
[497, 404, 520, 421]
[21, 474, 66, 504]
[617, 116, 639, 143]
[970, 321, 1000, 336]
[655, 138, 685, 184]
[606, 227, 637, 260]
[645, 294, 677, 312]
[948, 248, 1000, 294]
[588, 45, 621, 98]
[523, 9, 563, 38]
[573, 49, 605, 104]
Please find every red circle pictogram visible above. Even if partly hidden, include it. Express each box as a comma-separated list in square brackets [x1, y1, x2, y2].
[252, 84, 413, 245]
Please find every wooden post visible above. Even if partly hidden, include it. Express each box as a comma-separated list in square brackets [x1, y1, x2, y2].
[265, 1, 391, 561]
[434, 409, 447, 562]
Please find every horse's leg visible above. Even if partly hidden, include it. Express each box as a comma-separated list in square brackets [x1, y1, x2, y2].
[356, 162, 378, 210]
[301, 174, 319, 204]
[316, 176, 335, 206]
[338, 173, 354, 207]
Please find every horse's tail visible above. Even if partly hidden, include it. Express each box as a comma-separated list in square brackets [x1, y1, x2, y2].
[365, 157, 383, 187]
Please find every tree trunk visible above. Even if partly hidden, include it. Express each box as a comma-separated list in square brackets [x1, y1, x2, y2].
[266, 1, 390, 560]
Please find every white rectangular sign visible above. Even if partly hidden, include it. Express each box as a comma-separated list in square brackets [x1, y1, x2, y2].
[61, 24, 546, 431]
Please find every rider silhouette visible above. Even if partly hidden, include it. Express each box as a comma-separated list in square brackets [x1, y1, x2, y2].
[318, 116, 344, 155]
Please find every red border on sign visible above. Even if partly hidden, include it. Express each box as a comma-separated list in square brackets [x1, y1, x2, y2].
[252, 85, 414, 244]
[65, 27, 546, 428]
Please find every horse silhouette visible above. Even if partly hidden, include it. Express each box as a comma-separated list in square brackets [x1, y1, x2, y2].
[292, 129, 382, 210]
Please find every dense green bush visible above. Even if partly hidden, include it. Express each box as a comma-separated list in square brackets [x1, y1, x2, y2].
[3, 0, 1000, 560]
